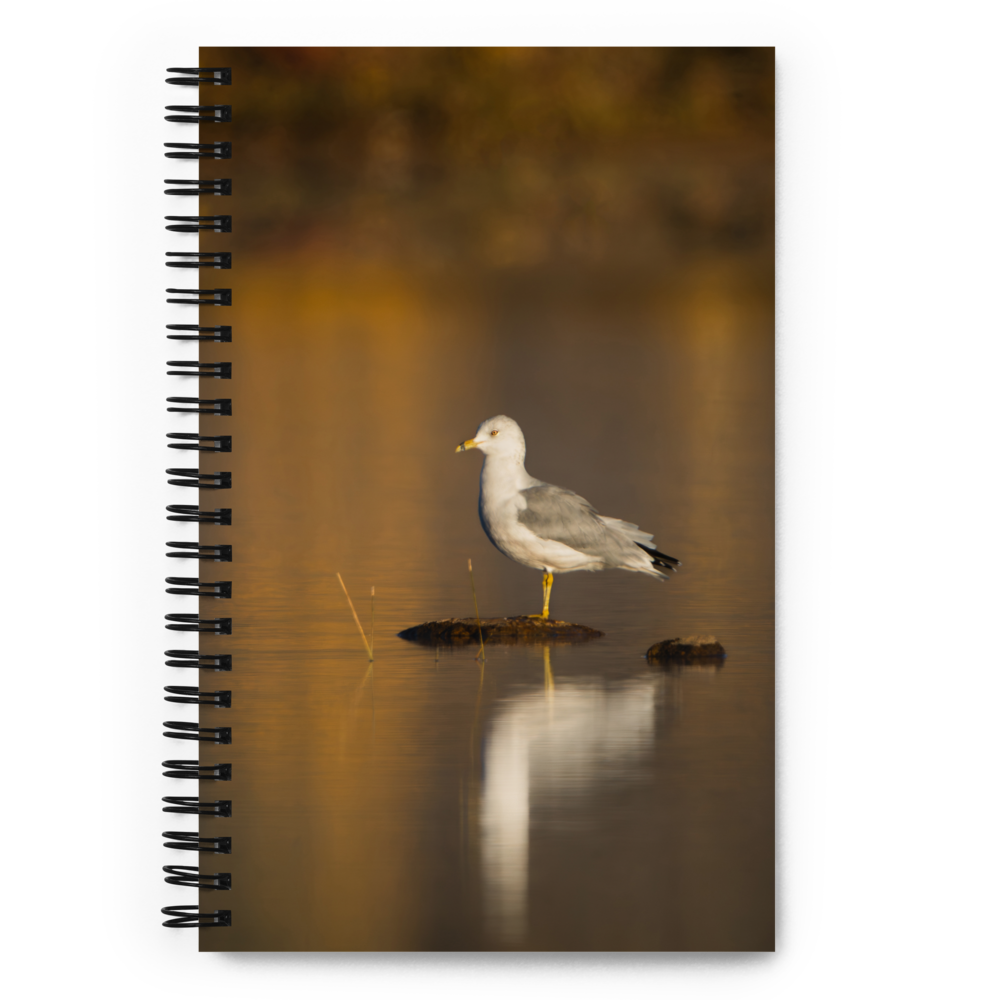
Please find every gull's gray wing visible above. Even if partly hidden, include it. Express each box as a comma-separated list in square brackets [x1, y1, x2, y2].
[517, 484, 633, 560]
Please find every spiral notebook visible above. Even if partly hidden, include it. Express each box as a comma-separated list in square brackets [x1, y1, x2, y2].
[160, 47, 775, 951]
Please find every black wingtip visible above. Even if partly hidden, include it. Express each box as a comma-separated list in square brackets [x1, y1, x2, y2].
[636, 542, 681, 572]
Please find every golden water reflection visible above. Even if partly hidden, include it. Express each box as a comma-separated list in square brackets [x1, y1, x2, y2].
[481, 658, 661, 943]
[191, 256, 773, 950]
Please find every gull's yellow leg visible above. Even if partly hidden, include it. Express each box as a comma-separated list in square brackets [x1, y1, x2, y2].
[529, 571, 554, 619]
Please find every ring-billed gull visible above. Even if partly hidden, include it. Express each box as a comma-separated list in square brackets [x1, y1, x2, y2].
[456, 415, 680, 619]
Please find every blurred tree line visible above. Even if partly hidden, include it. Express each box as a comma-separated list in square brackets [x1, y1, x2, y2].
[224, 47, 773, 146]
[203, 47, 774, 276]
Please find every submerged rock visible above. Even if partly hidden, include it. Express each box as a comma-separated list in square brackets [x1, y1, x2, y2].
[398, 616, 604, 645]
[645, 635, 726, 662]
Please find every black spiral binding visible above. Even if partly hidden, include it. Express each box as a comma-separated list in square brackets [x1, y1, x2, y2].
[161, 906, 232, 928]
[164, 142, 232, 160]
[168, 360, 232, 378]
[166, 288, 232, 306]
[164, 178, 232, 196]
[166, 252, 232, 269]
[164, 105, 232, 124]
[163, 832, 233, 853]
[166, 542, 232, 561]
[164, 687, 233, 708]
[165, 614, 233, 634]
[167, 433, 233, 453]
[167, 67, 232, 86]
[165, 577, 232, 598]
[165, 650, 233, 670]
[162, 759, 232, 779]
[166, 324, 233, 342]
[166, 505, 232, 525]
[166, 469, 231, 489]
[167, 397, 233, 415]
[163, 795, 233, 815]
[164, 866, 232, 888]
[163, 721, 232, 744]
[165, 216, 232, 233]
[163, 65, 233, 930]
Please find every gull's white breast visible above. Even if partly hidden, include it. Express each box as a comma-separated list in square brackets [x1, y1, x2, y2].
[478, 460, 600, 573]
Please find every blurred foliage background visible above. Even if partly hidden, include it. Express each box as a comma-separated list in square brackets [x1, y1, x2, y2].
[202, 47, 773, 281]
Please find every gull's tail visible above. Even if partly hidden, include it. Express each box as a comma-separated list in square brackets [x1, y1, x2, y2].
[636, 543, 681, 577]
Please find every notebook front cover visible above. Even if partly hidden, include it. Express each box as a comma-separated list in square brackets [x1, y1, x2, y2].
[195, 46, 774, 951]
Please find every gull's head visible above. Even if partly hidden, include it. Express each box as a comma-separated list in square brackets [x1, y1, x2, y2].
[455, 414, 526, 461]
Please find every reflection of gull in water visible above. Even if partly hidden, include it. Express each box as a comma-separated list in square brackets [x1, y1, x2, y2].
[479, 666, 660, 943]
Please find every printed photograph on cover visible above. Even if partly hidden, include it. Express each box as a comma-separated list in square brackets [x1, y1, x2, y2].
[189, 46, 774, 951]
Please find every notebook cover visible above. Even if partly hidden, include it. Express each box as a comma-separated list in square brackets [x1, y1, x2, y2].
[192, 46, 774, 951]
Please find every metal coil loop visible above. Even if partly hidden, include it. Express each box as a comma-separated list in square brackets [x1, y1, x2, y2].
[160, 903, 233, 930]
[166, 67, 232, 86]
[163, 686, 233, 708]
[164, 867, 231, 892]
[166, 397, 232, 415]
[165, 215, 231, 233]
[165, 577, 232, 598]
[164, 614, 233, 634]
[162, 796, 233, 816]
[167, 360, 231, 379]
[165, 650, 233, 670]
[166, 324, 232, 343]
[166, 433, 233, 453]
[164, 178, 232, 196]
[166, 505, 232, 525]
[163, 831, 232, 853]
[163, 866, 232, 890]
[166, 252, 231, 270]
[165, 288, 232, 306]
[165, 469, 232, 490]
[166, 542, 232, 561]
[162, 759, 232, 780]
[163, 721, 232, 744]
[164, 105, 232, 124]
[164, 141, 232, 160]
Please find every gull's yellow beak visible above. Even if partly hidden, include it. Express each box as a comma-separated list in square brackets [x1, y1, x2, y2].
[455, 438, 479, 453]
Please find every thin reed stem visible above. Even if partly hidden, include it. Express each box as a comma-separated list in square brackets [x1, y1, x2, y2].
[337, 572, 373, 661]
[470, 654, 485, 764]
[468, 559, 486, 662]
[370, 586, 376, 714]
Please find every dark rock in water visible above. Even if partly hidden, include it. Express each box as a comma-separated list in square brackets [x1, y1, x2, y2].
[646, 635, 726, 662]
[398, 616, 604, 645]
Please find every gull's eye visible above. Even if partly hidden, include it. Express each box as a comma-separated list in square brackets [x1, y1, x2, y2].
[490, 429, 500, 436]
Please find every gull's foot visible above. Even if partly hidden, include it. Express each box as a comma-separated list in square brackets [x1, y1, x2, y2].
[527, 613, 550, 620]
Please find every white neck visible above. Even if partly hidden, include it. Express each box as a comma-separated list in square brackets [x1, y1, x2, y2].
[480, 451, 535, 496]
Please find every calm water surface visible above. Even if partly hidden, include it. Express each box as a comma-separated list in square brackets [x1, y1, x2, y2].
[196, 262, 773, 950]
